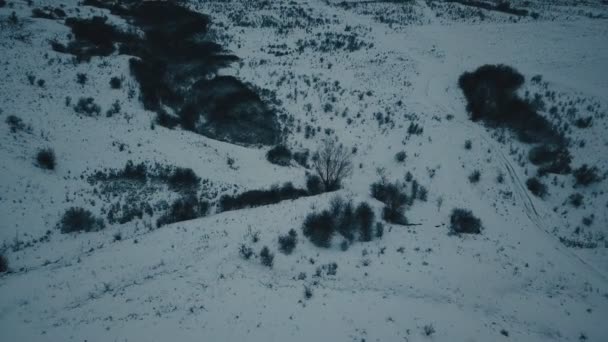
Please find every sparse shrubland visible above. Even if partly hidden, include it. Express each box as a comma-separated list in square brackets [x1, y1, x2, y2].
[278, 229, 298, 255]
[573, 164, 601, 186]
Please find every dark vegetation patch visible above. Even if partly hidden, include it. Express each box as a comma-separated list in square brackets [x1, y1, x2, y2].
[156, 196, 209, 227]
[36, 148, 56, 170]
[296, 32, 372, 53]
[74, 97, 101, 116]
[526, 177, 548, 198]
[371, 176, 427, 225]
[573, 164, 602, 187]
[449, 208, 482, 234]
[6, 115, 32, 133]
[459, 64, 571, 175]
[260, 246, 274, 268]
[445, 0, 532, 17]
[302, 196, 379, 248]
[55, 1, 280, 145]
[0, 253, 7, 273]
[32, 7, 66, 20]
[58, 207, 105, 233]
[219, 182, 308, 212]
[278, 229, 298, 255]
[266, 144, 292, 166]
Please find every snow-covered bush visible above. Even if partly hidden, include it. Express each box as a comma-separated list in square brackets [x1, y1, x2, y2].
[239, 244, 254, 260]
[219, 182, 307, 212]
[306, 174, 323, 195]
[395, 151, 407, 163]
[167, 167, 200, 192]
[58, 207, 105, 233]
[36, 148, 55, 170]
[468, 170, 481, 183]
[449, 208, 482, 234]
[74, 97, 101, 116]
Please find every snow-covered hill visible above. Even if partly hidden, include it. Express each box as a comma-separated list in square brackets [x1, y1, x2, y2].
[1, 0, 607, 341]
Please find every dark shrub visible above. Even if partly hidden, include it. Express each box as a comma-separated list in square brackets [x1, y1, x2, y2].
[336, 200, 356, 241]
[407, 122, 423, 135]
[371, 180, 408, 224]
[375, 222, 384, 238]
[110, 76, 122, 89]
[395, 151, 406, 163]
[74, 97, 101, 116]
[303, 210, 334, 248]
[58, 207, 105, 233]
[167, 167, 200, 192]
[278, 229, 297, 255]
[573, 164, 601, 186]
[526, 177, 548, 198]
[76, 73, 87, 86]
[468, 170, 481, 183]
[464, 140, 472, 150]
[306, 174, 324, 195]
[267, 145, 292, 166]
[293, 150, 309, 168]
[219, 182, 307, 212]
[449, 208, 482, 234]
[239, 244, 253, 260]
[0, 253, 7, 273]
[356, 202, 375, 242]
[156, 196, 208, 227]
[260, 246, 274, 268]
[312, 139, 353, 191]
[574, 116, 592, 129]
[568, 193, 584, 208]
[118, 160, 147, 181]
[36, 148, 56, 170]
[6, 115, 29, 133]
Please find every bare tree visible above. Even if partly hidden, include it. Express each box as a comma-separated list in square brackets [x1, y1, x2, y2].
[313, 139, 353, 191]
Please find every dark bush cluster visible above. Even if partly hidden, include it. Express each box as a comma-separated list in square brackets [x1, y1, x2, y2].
[219, 182, 308, 212]
[371, 180, 409, 225]
[31, 7, 66, 19]
[459, 64, 570, 175]
[6, 115, 31, 133]
[573, 164, 601, 186]
[568, 193, 584, 208]
[306, 174, 324, 195]
[58, 207, 105, 233]
[239, 244, 254, 260]
[526, 177, 548, 198]
[36, 148, 56, 170]
[449, 208, 482, 234]
[156, 196, 209, 227]
[278, 229, 298, 255]
[74, 97, 101, 116]
[0, 253, 7, 273]
[167, 167, 200, 192]
[395, 151, 407, 163]
[266, 144, 292, 166]
[110, 76, 122, 89]
[302, 197, 377, 248]
[259, 246, 274, 268]
[468, 170, 481, 183]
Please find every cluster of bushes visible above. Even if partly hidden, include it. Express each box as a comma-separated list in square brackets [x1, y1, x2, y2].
[459, 64, 570, 175]
[36, 148, 56, 170]
[58, 207, 105, 233]
[370, 177, 427, 225]
[156, 196, 209, 227]
[32, 7, 66, 20]
[302, 197, 378, 248]
[259, 246, 274, 268]
[219, 182, 308, 212]
[6, 115, 31, 133]
[90, 161, 201, 193]
[74, 97, 101, 116]
[449, 208, 482, 234]
[107, 201, 153, 225]
[573, 164, 601, 186]
[446, 0, 531, 17]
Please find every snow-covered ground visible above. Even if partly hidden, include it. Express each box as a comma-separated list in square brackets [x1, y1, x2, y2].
[1, 0, 607, 341]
